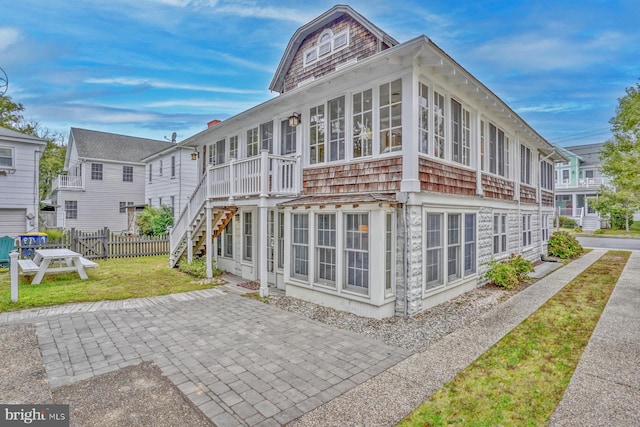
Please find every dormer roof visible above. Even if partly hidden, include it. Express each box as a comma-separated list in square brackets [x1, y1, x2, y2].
[269, 4, 398, 94]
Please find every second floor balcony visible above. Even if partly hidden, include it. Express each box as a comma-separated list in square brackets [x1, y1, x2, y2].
[51, 174, 84, 192]
[555, 176, 609, 189]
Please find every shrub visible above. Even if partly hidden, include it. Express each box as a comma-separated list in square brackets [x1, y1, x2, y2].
[593, 228, 604, 235]
[573, 226, 583, 233]
[558, 216, 576, 228]
[178, 256, 222, 279]
[136, 205, 173, 236]
[484, 259, 519, 289]
[485, 255, 534, 289]
[547, 231, 583, 259]
[508, 254, 534, 281]
[44, 228, 65, 242]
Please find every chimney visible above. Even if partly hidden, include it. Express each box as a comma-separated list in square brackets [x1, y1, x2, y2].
[207, 119, 221, 128]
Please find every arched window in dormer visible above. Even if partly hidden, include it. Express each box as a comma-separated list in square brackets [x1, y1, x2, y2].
[303, 27, 350, 67]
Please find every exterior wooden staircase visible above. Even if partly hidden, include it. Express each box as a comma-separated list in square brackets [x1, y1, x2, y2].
[170, 206, 236, 267]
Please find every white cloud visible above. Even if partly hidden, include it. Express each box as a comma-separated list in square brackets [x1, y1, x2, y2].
[214, 3, 312, 24]
[0, 27, 21, 52]
[84, 77, 263, 94]
[145, 99, 260, 111]
[517, 102, 594, 114]
[472, 29, 627, 72]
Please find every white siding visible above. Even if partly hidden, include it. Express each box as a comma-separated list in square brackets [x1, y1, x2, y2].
[145, 148, 198, 218]
[0, 139, 43, 236]
[58, 161, 146, 232]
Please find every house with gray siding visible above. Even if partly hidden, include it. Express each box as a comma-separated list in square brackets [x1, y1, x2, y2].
[0, 126, 47, 237]
[50, 128, 172, 232]
[142, 143, 198, 219]
[169, 5, 566, 318]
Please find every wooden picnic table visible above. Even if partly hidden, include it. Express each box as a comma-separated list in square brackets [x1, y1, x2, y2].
[20, 249, 97, 285]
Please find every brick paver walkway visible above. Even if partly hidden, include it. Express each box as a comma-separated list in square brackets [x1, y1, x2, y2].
[7, 291, 409, 426]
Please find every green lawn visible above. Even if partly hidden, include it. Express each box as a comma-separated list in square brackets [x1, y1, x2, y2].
[398, 250, 629, 426]
[0, 255, 223, 312]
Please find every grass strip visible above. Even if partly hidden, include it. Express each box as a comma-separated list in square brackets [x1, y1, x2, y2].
[0, 255, 222, 312]
[398, 250, 630, 427]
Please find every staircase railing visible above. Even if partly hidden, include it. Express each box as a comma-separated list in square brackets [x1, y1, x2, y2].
[170, 172, 208, 259]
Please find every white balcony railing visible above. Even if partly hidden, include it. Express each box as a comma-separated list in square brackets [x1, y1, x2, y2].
[208, 151, 300, 199]
[554, 177, 609, 189]
[52, 174, 84, 191]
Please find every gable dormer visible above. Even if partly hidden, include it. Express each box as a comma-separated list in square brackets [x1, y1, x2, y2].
[269, 5, 398, 94]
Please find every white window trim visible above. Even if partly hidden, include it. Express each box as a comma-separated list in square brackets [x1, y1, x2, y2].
[416, 79, 478, 171]
[0, 145, 15, 169]
[423, 210, 478, 296]
[303, 28, 350, 68]
[493, 213, 509, 257]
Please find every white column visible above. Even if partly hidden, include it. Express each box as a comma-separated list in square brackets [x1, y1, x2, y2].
[10, 252, 18, 302]
[259, 200, 269, 297]
[206, 203, 213, 278]
[400, 68, 420, 193]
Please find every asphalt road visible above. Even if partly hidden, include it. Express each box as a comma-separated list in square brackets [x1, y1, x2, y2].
[577, 236, 640, 250]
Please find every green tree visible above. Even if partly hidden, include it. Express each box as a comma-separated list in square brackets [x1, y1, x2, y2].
[589, 189, 638, 231]
[136, 205, 174, 236]
[598, 82, 640, 231]
[0, 95, 67, 199]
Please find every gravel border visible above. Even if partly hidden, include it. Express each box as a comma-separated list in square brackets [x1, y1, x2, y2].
[267, 282, 533, 353]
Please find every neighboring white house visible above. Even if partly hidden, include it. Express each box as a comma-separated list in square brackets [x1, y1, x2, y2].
[50, 128, 173, 232]
[169, 5, 566, 319]
[142, 142, 198, 220]
[0, 126, 47, 238]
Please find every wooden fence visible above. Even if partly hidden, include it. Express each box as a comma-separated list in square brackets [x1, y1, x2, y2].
[16, 228, 169, 260]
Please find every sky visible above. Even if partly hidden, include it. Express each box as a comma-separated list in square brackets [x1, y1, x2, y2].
[2, 0, 639, 147]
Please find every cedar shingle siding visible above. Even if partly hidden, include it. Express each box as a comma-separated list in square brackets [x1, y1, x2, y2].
[303, 157, 403, 194]
[541, 190, 554, 207]
[481, 174, 515, 200]
[519, 184, 537, 204]
[419, 158, 476, 196]
[283, 16, 388, 92]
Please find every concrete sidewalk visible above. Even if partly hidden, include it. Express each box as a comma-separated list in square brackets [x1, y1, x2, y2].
[292, 249, 608, 426]
[550, 250, 640, 426]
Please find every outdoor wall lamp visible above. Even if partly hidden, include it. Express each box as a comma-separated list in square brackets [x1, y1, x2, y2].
[288, 113, 301, 127]
[191, 147, 199, 160]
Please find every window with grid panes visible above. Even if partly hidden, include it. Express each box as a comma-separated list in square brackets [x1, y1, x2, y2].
[309, 105, 325, 164]
[316, 213, 336, 285]
[344, 213, 369, 293]
[292, 214, 309, 279]
[328, 96, 345, 161]
[353, 89, 373, 158]
[379, 79, 402, 153]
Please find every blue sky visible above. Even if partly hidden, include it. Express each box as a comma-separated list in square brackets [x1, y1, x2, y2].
[2, 0, 639, 147]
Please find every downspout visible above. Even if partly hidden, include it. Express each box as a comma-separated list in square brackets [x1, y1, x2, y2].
[539, 149, 556, 255]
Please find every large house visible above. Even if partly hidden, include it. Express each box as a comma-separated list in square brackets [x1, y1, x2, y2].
[50, 128, 175, 231]
[554, 143, 609, 231]
[169, 5, 565, 318]
[0, 126, 47, 238]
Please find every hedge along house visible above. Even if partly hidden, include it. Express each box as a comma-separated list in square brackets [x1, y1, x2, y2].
[170, 5, 565, 319]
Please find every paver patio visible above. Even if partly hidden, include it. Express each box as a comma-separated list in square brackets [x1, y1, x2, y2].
[19, 292, 409, 426]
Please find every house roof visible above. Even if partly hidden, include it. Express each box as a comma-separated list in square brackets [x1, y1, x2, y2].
[269, 4, 398, 93]
[70, 127, 172, 162]
[0, 126, 47, 145]
[564, 143, 605, 166]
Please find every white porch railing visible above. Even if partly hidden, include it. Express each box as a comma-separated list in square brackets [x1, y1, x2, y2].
[554, 177, 609, 189]
[208, 152, 300, 199]
[169, 151, 300, 263]
[52, 175, 84, 191]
